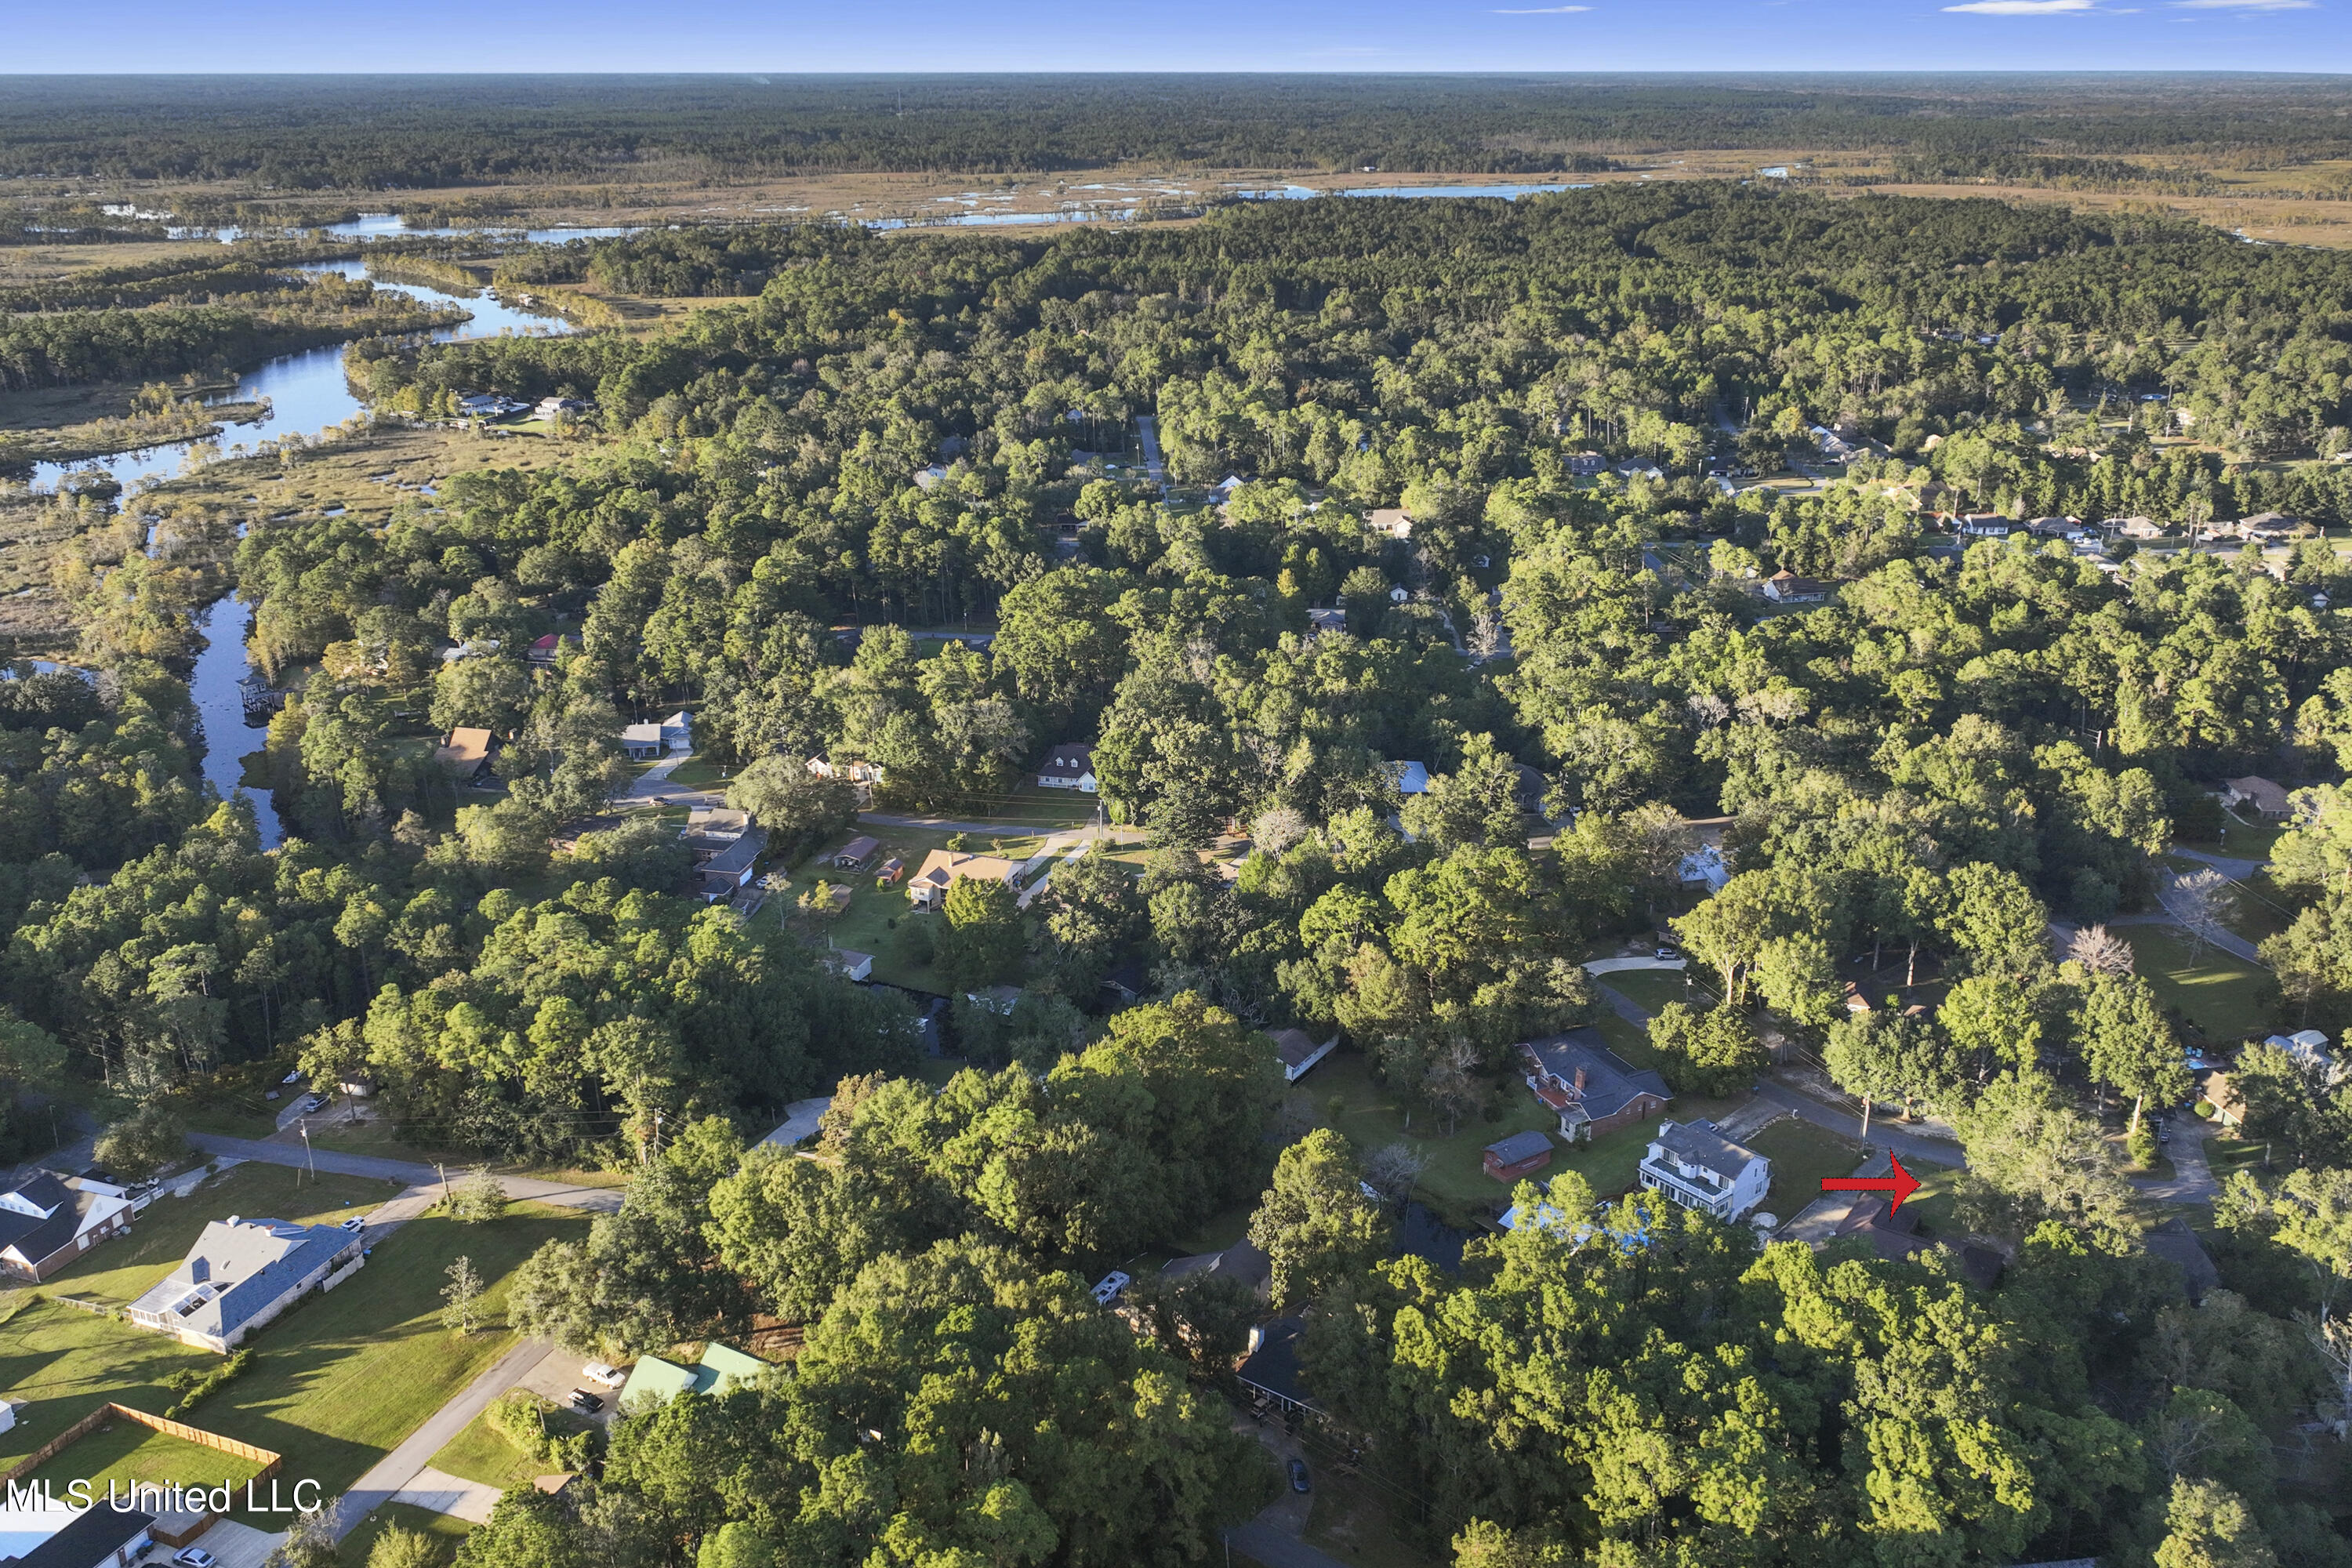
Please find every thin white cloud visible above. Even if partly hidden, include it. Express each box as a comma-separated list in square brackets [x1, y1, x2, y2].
[2169, 0, 2314, 8]
[1943, 0, 2093, 10]
[1492, 5, 1593, 10]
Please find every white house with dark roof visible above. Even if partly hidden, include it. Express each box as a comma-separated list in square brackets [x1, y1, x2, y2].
[1639, 1120, 1771, 1222]
[0, 1172, 132, 1283]
[125, 1216, 361, 1353]
[1269, 1027, 1338, 1083]
[1037, 743, 1098, 792]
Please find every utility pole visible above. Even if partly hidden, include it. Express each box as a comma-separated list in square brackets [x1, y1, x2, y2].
[300, 1123, 315, 1181]
[438, 1161, 449, 1203]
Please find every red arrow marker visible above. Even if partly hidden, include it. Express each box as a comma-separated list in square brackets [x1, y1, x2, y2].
[1820, 1155, 1922, 1212]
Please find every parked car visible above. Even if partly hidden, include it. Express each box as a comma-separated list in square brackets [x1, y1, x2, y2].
[1090, 1270, 1131, 1306]
[1289, 1459, 1310, 1494]
[281, 1069, 303, 1085]
[582, 1362, 626, 1388]
[2159, 1122, 2172, 1145]
[301, 1095, 327, 1113]
[569, 1390, 605, 1414]
[339, 1217, 365, 1231]
[174, 1550, 218, 1568]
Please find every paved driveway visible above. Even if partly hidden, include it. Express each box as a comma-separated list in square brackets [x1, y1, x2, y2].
[187, 1134, 625, 1215]
[2133, 1114, 2219, 1205]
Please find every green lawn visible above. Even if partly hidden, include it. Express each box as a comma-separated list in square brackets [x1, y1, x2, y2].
[0, 1302, 220, 1475]
[2123, 927, 2272, 1043]
[429, 1410, 546, 1490]
[24, 1421, 267, 1495]
[1743, 1119, 1868, 1222]
[341, 1500, 474, 1566]
[1889, 1160, 1966, 1240]
[2206, 1136, 2278, 1182]
[2176, 818, 2286, 862]
[1598, 969, 1703, 1018]
[38, 1163, 399, 1305]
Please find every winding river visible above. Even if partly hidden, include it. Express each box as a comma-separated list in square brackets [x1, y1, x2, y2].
[45, 268, 581, 850]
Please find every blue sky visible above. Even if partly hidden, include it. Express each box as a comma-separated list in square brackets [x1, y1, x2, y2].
[5, 0, 2343, 74]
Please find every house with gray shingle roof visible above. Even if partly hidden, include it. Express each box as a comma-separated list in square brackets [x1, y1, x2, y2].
[1519, 1029, 1671, 1142]
[125, 1216, 361, 1353]
[0, 1171, 132, 1283]
[1639, 1120, 1770, 1222]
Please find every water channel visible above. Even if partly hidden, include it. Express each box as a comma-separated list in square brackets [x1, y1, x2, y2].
[36, 268, 581, 850]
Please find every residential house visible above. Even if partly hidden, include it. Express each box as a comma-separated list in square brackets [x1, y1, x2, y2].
[1808, 426, 1859, 462]
[432, 727, 496, 786]
[2238, 511, 2303, 543]
[1678, 842, 1730, 893]
[0, 1172, 133, 1283]
[1306, 606, 1347, 634]
[1566, 452, 1608, 477]
[1483, 1129, 1555, 1183]
[1037, 742, 1098, 792]
[909, 850, 1022, 909]
[2145, 1216, 2221, 1303]
[830, 836, 881, 871]
[456, 394, 524, 419]
[2112, 516, 2167, 540]
[1367, 508, 1414, 539]
[1099, 955, 1149, 1005]
[618, 1342, 768, 1409]
[526, 633, 561, 667]
[1236, 1318, 1320, 1415]
[1955, 514, 2013, 539]
[2026, 516, 2076, 539]
[1761, 570, 1828, 604]
[1212, 474, 1250, 500]
[2198, 1068, 2245, 1130]
[534, 396, 591, 420]
[125, 1216, 362, 1352]
[805, 755, 885, 805]
[620, 724, 665, 760]
[1160, 1237, 1272, 1302]
[2223, 775, 2295, 821]
[2264, 1029, 2341, 1084]
[874, 855, 906, 886]
[659, 712, 692, 752]
[1520, 1029, 1672, 1142]
[1639, 1120, 1771, 1222]
[679, 809, 765, 902]
[1613, 459, 1664, 481]
[1827, 1196, 2003, 1289]
[822, 948, 874, 983]
[1387, 760, 1432, 796]
[1515, 764, 1554, 822]
[0, 1500, 156, 1568]
[912, 464, 950, 491]
[1269, 1027, 1339, 1083]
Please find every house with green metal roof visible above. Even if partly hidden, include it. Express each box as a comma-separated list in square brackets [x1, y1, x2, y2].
[618, 1342, 768, 1408]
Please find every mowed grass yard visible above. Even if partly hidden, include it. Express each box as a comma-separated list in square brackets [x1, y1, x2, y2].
[23, 1422, 266, 1495]
[2121, 926, 2272, 1043]
[428, 1403, 596, 1490]
[1, 1200, 589, 1523]
[38, 1163, 400, 1305]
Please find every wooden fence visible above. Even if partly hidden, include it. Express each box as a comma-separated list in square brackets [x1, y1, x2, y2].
[0, 1401, 281, 1488]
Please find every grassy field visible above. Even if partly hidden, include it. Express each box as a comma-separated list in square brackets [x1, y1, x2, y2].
[2176, 818, 2287, 862]
[2122, 926, 2272, 1043]
[1595, 969, 1703, 1018]
[428, 1410, 550, 1490]
[2206, 1135, 2279, 1183]
[0, 1301, 222, 1475]
[38, 1163, 399, 1305]
[1744, 1118, 1867, 1221]
[22, 1421, 268, 1495]
[0, 1198, 590, 1523]
[341, 1500, 474, 1566]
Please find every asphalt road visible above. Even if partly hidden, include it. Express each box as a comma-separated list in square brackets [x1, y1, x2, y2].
[186, 1134, 624, 1214]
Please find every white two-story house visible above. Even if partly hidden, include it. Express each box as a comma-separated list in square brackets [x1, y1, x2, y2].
[1638, 1119, 1772, 1222]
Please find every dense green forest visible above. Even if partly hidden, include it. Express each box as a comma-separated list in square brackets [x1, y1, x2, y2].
[2, 74, 2350, 190]
[9, 181, 2352, 1567]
